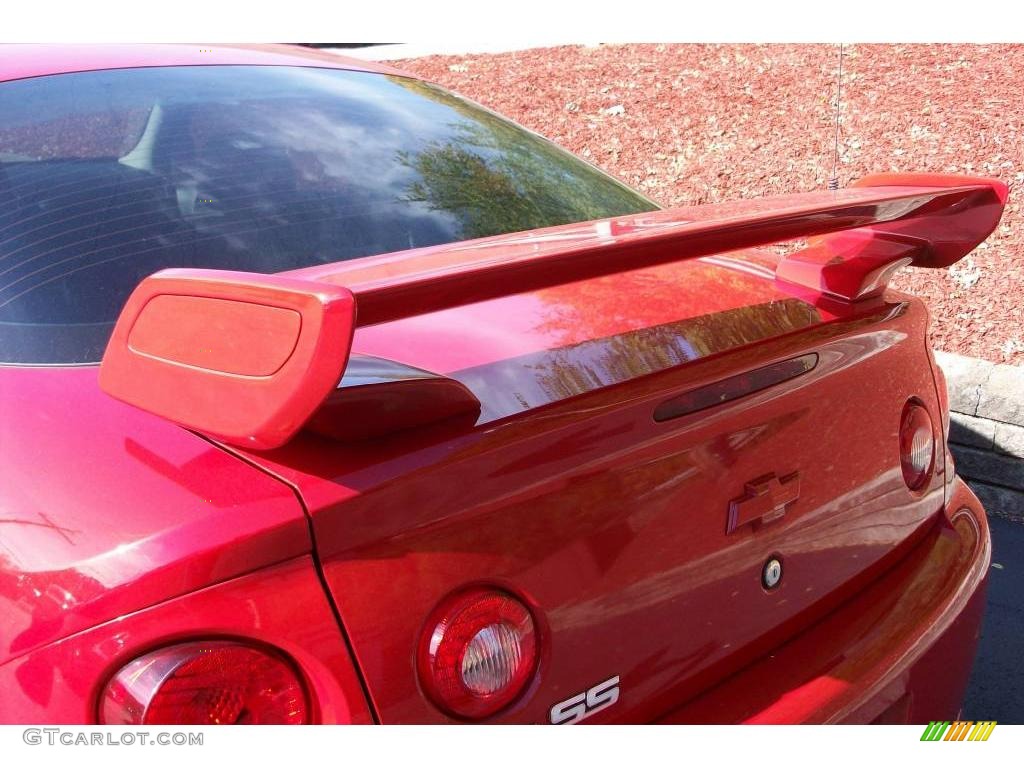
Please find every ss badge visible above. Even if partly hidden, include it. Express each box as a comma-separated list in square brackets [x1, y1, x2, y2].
[549, 676, 620, 724]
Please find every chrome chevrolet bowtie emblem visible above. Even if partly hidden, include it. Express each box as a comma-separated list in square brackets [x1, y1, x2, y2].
[727, 471, 801, 534]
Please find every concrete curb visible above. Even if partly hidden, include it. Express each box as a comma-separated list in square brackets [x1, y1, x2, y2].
[935, 350, 1024, 522]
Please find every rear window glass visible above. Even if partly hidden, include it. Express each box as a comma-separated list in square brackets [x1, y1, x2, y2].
[0, 65, 656, 364]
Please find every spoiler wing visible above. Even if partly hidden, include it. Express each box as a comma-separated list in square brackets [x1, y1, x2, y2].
[99, 173, 1007, 449]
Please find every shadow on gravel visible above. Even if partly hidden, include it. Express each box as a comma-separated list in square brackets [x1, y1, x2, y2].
[963, 516, 1024, 723]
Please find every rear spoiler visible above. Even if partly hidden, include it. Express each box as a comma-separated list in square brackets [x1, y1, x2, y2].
[99, 173, 1007, 449]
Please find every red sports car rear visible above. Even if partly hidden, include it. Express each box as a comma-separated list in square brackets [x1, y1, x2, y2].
[0, 44, 1001, 725]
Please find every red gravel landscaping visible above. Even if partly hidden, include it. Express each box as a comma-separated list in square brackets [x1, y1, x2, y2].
[397, 44, 1024, 365]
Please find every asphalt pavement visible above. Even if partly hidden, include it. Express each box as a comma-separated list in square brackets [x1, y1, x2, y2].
[963, 516, 1024, 723]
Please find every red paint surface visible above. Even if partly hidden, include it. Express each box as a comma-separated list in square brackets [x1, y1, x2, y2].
[0, 366, 310, 666]
[0, 47, 999, 724]
[659, 479, 990, 724]
[238, 296, 968, 722]
[0, 558, 373, 724]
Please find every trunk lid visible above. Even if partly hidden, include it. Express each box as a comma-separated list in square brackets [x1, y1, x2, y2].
[231, 252, 946, 722]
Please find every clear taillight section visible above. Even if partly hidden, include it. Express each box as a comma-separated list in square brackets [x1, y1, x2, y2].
[900, 400, 936, 491]
[461, 624, 524, 695]
[418, 589, 538, 719]
[99, 641, 309, 725]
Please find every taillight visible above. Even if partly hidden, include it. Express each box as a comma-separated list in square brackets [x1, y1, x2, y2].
[900, 400, 935, 491]
[99, 641, 309, 725]
[418, 588, 538, 719]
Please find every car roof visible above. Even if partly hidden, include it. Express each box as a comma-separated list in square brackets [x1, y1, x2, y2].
[0, 43, 411, 84]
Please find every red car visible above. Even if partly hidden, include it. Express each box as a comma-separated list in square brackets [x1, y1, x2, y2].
[0, 44, 1006, 725]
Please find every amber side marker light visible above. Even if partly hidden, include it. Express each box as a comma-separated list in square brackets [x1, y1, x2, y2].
[900, 399, 936, 491]
[99, 641, 309, 725]
[418, 589, 539, 720]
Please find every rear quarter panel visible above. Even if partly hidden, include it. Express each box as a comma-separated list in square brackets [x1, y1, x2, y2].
[0, 366, 309, 666]
[0, 557, 373, 724]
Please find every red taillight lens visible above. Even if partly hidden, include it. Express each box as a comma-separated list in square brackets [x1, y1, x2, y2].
[418, 589, 538, 719]
[99, 641, 309, 725]
[900, 400, 935, 491]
